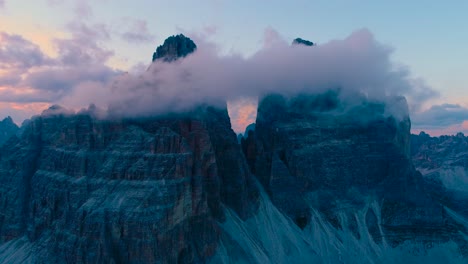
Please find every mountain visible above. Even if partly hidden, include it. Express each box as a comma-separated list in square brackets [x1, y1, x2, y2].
[0, 105, 259, 263]
[240, 92, 467, 262]
[292, 38, 315, 46]
[0, 116, 19, 146]
[411, 132, 468, 174]
[411, 132, 468, 216]
[152, 34, 197, 62]
[237, 123, 255, 143]
[0, 35, 467, 263]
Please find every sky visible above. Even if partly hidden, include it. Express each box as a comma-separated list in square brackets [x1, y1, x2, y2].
[0, 0, 467, 135]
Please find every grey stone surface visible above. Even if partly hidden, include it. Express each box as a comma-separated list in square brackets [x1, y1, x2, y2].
[242, 92, 467, 251]
[0, 106, 258, 263]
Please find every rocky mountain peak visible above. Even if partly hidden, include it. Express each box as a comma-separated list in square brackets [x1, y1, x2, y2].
[0, 116, 19, 146]
[152, 34, 197, 62]
[1, 116, 13, 124]
[292, 37, 315, 46]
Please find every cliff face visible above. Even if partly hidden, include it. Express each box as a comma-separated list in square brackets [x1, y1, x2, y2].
[1, 96, 467, 263]
[0, 117, 19, 146]
[242, 92, 465, 249]
[411, 132, 468, 217]
[0, 106, 258, 263]
[411, 132, 468, 173]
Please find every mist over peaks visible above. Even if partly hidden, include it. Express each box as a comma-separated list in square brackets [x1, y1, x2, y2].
[58, 29, 436, 121]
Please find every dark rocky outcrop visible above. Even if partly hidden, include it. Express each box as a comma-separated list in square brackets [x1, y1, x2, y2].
[411, 132, 468, 218]
[0, 105, 258, 263]
[292, 38, 315, 46]
[242, 92, 465, 249]
[152, 34, 197, 62]
[0, 117, 19, 146]
[237, 123, 255, 143]
[411, 132, 468, 171]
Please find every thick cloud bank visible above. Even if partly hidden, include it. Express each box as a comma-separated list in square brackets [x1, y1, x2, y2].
[61, 29, 436, 119]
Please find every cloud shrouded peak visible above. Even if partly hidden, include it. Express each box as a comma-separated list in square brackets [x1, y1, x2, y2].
[89, 29, 436, 121]
[1, 28, 441, 132]
[152, 34, 197, 62]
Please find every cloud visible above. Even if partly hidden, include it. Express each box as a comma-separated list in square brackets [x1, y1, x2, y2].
[120, 18, 155, 44]
[78, 29, 435, 120]
[0, 21, 118, 105]
[0, 85, 55, 103]
[45, 0, 96, 18]
[71, 0, 110, 18]
[73, 0, 92, 18]
[1, 28, 439, 133]
[412, 103, 468, 130]
[24, 65, 118, 94]
[0, 0, 5, 9]
[55, 21, 113, 65]
[0, 32, 53, 71]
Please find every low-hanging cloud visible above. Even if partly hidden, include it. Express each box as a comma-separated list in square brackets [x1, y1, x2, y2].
[62, 29, 437, 120]
[412, 104, 468, 128]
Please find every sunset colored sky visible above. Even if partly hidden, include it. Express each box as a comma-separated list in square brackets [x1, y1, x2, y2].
[0, 0, 467, 135]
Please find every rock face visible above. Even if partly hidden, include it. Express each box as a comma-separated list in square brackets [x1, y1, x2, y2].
[0, 106, 258, 263]
[412, 132, 468, 172]
[242, 92, 467, 251]
[0, 97, 467, 263]
[0, 117, 19, 146]
[152, 34, 197, 62]
[292, 38, 315, 46]
[411, 132, 468, 217]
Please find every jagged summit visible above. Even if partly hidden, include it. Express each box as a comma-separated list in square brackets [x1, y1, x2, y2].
[292, 37, 315, 46]
[41, 104, 74, 117]
[0, 116, 19, 146]
[152, 34, 197, 62]
[1, 116, 13, 123]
